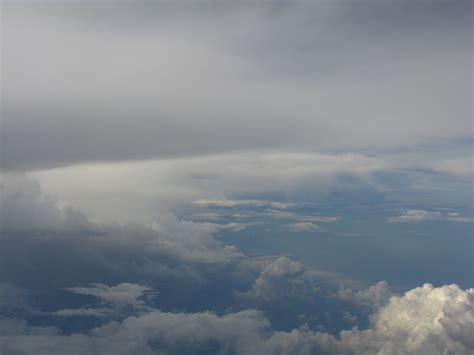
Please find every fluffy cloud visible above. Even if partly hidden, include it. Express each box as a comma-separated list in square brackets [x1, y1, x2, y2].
[0, 175, 256, 316]
[0, 175, 92, 232]
[332, 284, 474, 354]
[1, 284, 472, 355]
[333, 281, 393, 311]
[232, 257, 367, 332]
[1, 158, 472, 354]
[234, 257, 314, 303]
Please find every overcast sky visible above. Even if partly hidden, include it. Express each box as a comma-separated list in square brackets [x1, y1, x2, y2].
[2, 0, 472, 170]
[1, 1, 473, 354]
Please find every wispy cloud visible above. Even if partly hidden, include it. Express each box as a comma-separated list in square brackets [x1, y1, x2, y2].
[387, 209, 473, 223]
[192, 199, 292, 209]
[286, 222, 320, 232]
[387, 210, 442, 223]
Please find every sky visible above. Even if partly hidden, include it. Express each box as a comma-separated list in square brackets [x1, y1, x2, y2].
[0, 1, 473, 354]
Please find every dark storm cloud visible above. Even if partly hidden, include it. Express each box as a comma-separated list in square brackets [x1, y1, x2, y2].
[0, 176, 354, 313]
[0, 175, 354, 326]
[2, 0, 471, 170]
[0, 176, 257, 314]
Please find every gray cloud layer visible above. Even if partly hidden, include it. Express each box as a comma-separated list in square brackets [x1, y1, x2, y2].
[2, 0, 471, 170]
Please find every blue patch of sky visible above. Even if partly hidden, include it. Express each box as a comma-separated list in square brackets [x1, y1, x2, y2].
[178, 166, 473, 291]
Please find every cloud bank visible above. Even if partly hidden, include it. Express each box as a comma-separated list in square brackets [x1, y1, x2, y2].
[2, 0, 471, 170]
[1, 283, 472, 355]
[1, 1, 472, 354]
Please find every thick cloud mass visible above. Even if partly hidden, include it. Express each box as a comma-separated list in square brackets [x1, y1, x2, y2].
[334, 281, 392, 311]
[0, 284, 472, 355]
[2, 0, 472, 170]
[0, 176, 250, 298]
[334, 284, 474, 354]
[1, 173, 471, 354]
[1, 1, 473, 353]
[235, 257, 316, 303]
